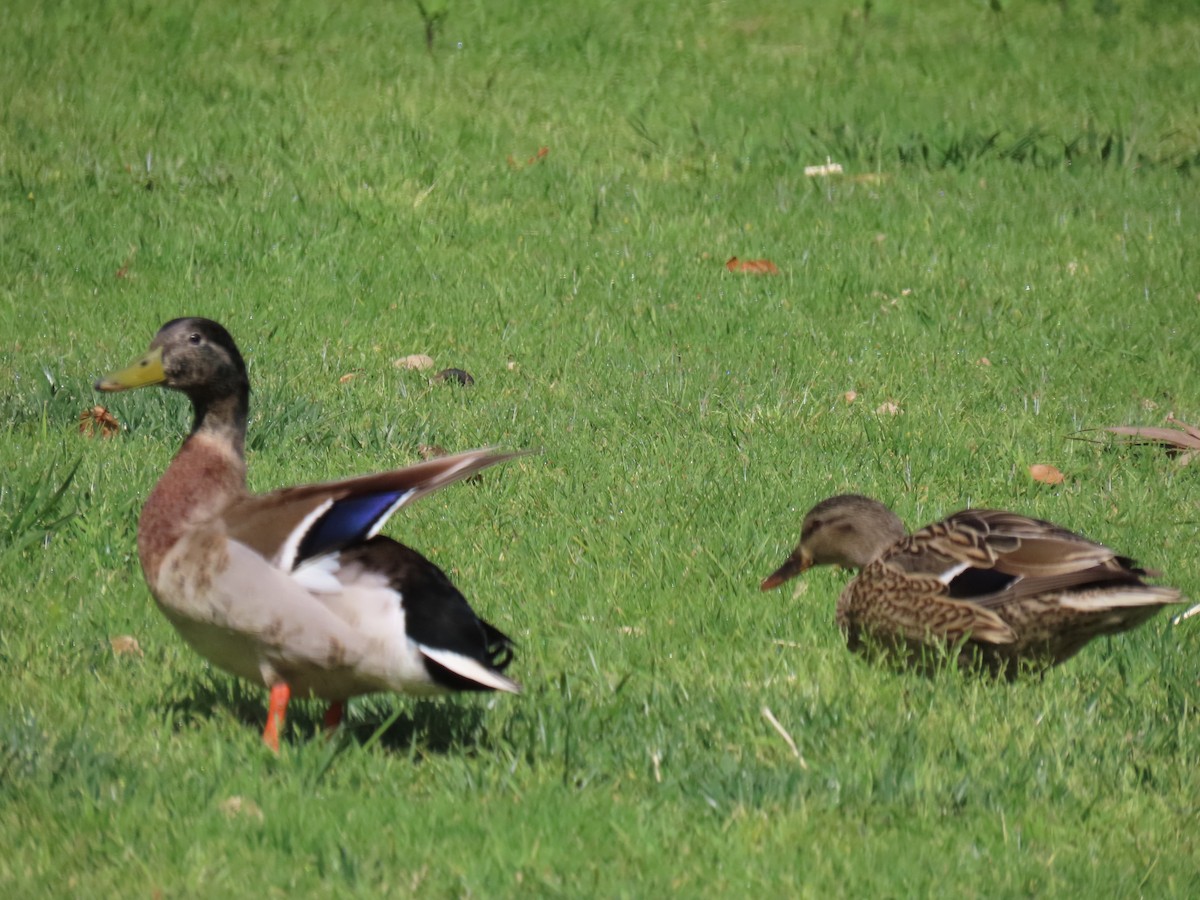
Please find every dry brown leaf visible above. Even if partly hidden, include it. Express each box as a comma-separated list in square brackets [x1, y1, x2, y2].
[418, 444, 448, 460]
[875, 401, 901, 415]
[843, 390, 857, 404]
[338, 373, 356, 384]
[433, 368, 474, 386]
[394, 354, 435, 371]
[1029, 464, 1065, 485]
[109, 635, 143, 657]
[114, 244, 138, 279]
[725, 256, 780, 275]
[507, 146, 549, 169]
[79, 405, 120, 438]
[977, 357, 992, 367]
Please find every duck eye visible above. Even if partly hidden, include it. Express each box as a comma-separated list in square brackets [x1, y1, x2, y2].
[187, 332, 202, 346]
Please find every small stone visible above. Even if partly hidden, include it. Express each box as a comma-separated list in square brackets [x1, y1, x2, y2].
[395, 354, 435, 371]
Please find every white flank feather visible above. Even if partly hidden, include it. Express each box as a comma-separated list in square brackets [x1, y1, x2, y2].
[290, 554, 344, 593]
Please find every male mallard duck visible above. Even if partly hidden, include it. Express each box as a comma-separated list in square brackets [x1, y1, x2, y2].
[761, 494, 1184, 677]
[96, 317, 522, 750]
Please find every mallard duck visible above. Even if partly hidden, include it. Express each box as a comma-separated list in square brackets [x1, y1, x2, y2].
[761, 494, 1184, 677]
[96, 317, 522, 750]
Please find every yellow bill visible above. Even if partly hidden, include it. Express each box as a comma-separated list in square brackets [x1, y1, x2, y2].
[95, 346, 165, 392]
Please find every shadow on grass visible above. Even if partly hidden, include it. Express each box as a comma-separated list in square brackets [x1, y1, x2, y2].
[162, 674, 266, 732]
[161, 674, 493, 756]
[343, 698, 493, 757]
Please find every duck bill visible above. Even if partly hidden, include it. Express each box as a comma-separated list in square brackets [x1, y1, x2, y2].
[95, 346, 165, 392]
[760, 551, 812, 591]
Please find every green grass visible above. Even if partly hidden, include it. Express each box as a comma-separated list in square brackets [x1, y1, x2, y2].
[3, 0, 1200, 894]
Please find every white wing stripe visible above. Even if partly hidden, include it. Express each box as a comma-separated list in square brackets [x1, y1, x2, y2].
[365, 489, 418, 539]
[419, 645, 521, 693]
[276, 498, 335, 571]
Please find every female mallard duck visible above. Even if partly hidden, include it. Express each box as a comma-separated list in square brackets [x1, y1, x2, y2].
[761, 494, 1184, 678]
[96, 317, 522, 750]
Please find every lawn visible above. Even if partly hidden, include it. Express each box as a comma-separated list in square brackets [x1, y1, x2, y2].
[2, 0, 1199, 895]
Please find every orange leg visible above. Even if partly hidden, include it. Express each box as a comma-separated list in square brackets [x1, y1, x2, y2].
[323, 701, 345, 732]
[262, 682, 291, 752]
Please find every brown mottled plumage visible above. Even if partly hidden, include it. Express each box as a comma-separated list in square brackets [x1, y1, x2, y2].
[762, 494, 1185, 678]
[97, 318, 524, 751]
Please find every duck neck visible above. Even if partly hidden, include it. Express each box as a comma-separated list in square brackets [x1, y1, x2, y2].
[137, 389, 248, 588]
[190, 386, 248, 459]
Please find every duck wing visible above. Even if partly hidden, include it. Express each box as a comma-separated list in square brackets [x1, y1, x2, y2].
[224, 448, 527, 571]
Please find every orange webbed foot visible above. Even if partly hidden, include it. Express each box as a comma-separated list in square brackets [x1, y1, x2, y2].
[262, 683, 291, 752]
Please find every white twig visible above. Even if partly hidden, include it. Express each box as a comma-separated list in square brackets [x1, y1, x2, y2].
[1172, 602, 1200, 625]
[761, 706, 807, 769]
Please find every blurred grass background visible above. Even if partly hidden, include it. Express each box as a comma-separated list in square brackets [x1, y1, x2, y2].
[2, 0, 1198, 895]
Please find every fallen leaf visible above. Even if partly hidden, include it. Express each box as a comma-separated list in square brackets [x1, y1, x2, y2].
[394, 354, 435, 371]
[725, 256, 780, 275]
[843, 390, 857, 404]
[875, 401, 901, 415]
[507, 146, 549, 169]
[977, 357, 992, 366]
[338, 373, 356, 384]
[114, 245, 138, 279]
[79, 405, 120, 438]
[109, 635, 142, 657]
[1029, 463, 1065, 484]
[418, 444, 448, 460]
[433, 368, 474, 386]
